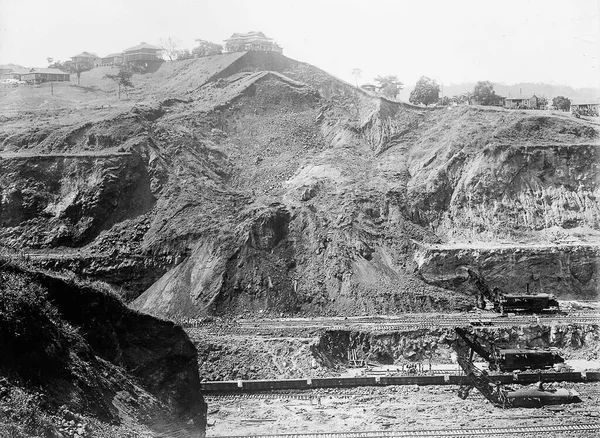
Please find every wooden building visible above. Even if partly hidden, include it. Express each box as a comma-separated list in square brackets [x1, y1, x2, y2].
[224, 31, 283, 54]
[504, 95, 539, 109]
[0, 65, 16, 76]
[71, 52, 100, 66]
[122, 42, 163, 64]
[360, 83, 381, 93]
[21, 68, 70, 84]
[96, 53, 124, 67]
[1, 67, 30, 81]
[570, 102, 599, 117]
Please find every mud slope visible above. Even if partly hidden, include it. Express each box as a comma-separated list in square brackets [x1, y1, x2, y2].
[2, 51, 599, 316]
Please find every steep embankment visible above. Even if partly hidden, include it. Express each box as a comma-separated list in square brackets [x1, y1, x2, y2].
[0, 264, 206, 436]
[1, 51, 599, 317]
[405, 107, 600, 299]
[416, 242, 600, 299]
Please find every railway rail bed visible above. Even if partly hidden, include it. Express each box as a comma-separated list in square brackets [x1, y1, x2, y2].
[184, 311, 600, 336]
[211, 422, 600, 437]
[204, 386, 600, 404]
[201, 372, 600, 393]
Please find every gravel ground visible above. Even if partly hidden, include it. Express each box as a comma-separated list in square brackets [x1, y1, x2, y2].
[206, 383, 600, 437]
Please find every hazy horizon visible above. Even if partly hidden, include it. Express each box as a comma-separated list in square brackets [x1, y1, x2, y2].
[1, 0, 598, 90]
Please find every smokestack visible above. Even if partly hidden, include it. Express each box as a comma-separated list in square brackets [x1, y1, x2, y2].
[520, 88, 522, 96]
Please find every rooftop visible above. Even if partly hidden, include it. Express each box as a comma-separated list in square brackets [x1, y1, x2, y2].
[225, 31, 271, 41]
[1, 67, 30, 75]
[71, 51, 99, 58]
[505, 95, 537, 100]
[123, 42, 162, 52]
[28, 68, 70, 75]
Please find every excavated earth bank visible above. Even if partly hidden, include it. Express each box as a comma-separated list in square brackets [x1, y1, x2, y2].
[188, 323, 600, 381]
[1, 51, 599, 318]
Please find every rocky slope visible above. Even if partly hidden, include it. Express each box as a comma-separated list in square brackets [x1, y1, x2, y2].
[1, 51, 599, 318]
[0, 264, 206, 436]
[417, 242, 600, 300]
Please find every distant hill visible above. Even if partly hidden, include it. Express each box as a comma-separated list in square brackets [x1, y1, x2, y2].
[0, 63, 26, 71]
[398, 82, 599, 104]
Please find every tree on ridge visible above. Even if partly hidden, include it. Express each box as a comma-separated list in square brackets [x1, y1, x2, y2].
[409, 76, 440, 106]
[192, 40, 223, 58]
[374, 75, 403, 99]
[472, 81, 498, 105]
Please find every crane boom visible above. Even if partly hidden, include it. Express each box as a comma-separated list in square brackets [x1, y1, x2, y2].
[455, 327, 493, 362]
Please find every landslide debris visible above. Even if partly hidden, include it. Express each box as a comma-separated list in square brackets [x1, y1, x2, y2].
[0, 263, 206, 437]
[1, 50, 599, 316]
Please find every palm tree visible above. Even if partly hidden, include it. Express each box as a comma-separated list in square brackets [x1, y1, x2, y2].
[461, 92, 473, 105]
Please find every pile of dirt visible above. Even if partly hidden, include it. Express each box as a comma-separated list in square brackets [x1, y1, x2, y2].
[0, 263, 206, 436]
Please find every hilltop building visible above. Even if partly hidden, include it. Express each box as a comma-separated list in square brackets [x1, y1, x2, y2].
[71, 52, 100, 66]
[20, 68, 70, 84]
[224, 31, 283, 54]
[1, 66, 30, 81]
[504, 95, 539, 109]
[570, 101, 599, 116]
[0, 64, 22, 76]
[96, 53, 124, 68]
[361, 83, 381, 93]
[123, 42, 163, 65]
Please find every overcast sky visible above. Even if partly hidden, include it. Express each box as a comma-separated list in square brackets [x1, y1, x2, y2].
[0, 0, 598, 89]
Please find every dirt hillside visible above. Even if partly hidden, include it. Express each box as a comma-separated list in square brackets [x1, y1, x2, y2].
[1, 51, 599, 319]
[0, 263, 206, 436]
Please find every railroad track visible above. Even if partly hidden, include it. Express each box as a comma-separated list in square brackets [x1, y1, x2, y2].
[206, 393, 333, 401]
[212, 423, 600, 437]
[205, 385, 600, 403]
[181, 311, 600, 326]
[184, 313, 600, 336]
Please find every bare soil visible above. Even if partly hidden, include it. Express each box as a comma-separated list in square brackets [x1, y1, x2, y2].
[206, 383, 600, 436]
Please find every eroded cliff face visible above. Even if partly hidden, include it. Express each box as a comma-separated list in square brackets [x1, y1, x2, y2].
[0, 152, 155, 247]
[1, 51, 599, 317]
[403, 108, 600, 301]
[416, 243, 600, 300]
[409, 140, 600, 239]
